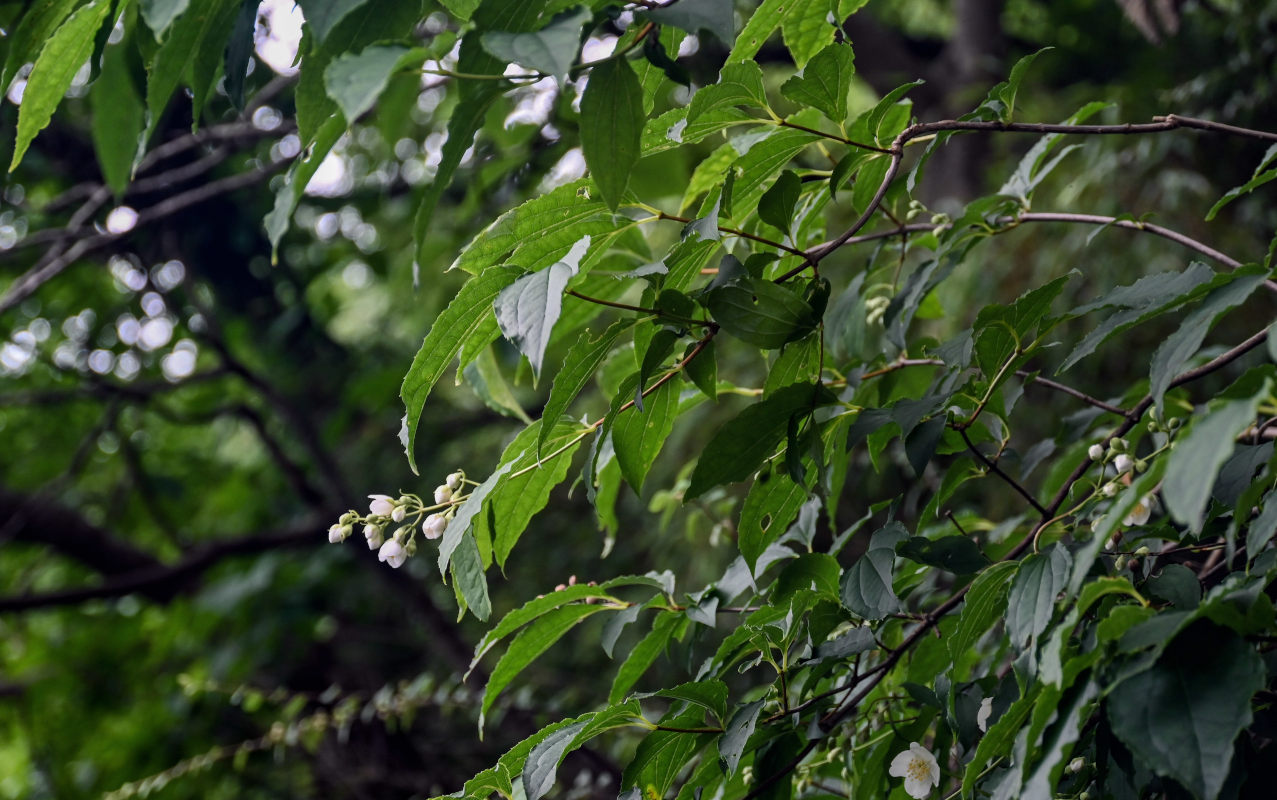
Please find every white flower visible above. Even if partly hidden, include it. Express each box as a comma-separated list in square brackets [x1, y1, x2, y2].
[364, 523, 384, 549]
[378, 539, 407, 568]
[889, 742, 941, 799]
[976, 697, 993, 732]
[446, 471, 463, 490]
[391, 506, 406, 523]
[327, 524, 347, 543]
[434, 485, 453, 505]
[1113, 454, 1134, 475]
[422, 513, 448, 540]
[1088, 444, 1105, 461]
[1123, 494, 1155, 527]
[368, 494, 395, 517]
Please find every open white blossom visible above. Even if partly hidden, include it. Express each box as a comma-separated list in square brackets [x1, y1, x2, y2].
[368, 494, 395, 517]
[422, 513, 448, 540]
[378, 539, 407, 568]
[890, 742, 940, 799]
[977, 697, 993, 732]
[1124, 494, 1156, 527]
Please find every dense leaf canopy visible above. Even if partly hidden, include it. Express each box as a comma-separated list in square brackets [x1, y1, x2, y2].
[2, 1, 1276, 799]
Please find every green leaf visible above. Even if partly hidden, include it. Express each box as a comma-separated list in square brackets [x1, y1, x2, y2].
[684, 337, 718, 399]
[1108, 624, 1265, 800]
[1, 0, 81, 97]
[539, 320, 628, 456]
[463, 347, 533, 424]
[90, 38, 144, 196]
[1206, 142, 1277, 220]
[727, 127, 820, 214]
[757, 170, 802, 236]
[1246, 487, 1277, 558]
[993, 47, 1050, 121]
[687, 61, 769, 124]
[841, 521, 907, 620]
[222, 0, 257, 109]
[400, 266, 521, 473]
[611, 612, 683, 703]
[450, 529, 492, 621]
[946, 561, 1017, 672]
[862, 79, 924, 145]
[686, 383, 827, 500]
[1164, 382, 1268, 533]
[623, 711, 716, 796]
[896, 535, 989, 574]
[1058, 262, 1217, 372]
[264, 114, 345, 255]
[1006, 545, 1071, 647]
[296, 0, 371, 44]
[523, 719, 591, 800]
[780, 41, 854, 123]
[775, 552, 841, 600]
[580, 56, 644, 211]
[612, 378, 679, 494]
[646, 0, 734, 45]
[962, 687, 1040, 799]
[323, 44, 427, 125]
[653, 679, 728, 722]
[482, 419, 590, 567]
[738, 470, 808, 570]
[1145, 564, 1202, 610]
[706, 278, 818, 349]
[718, 699, 764, 776]
[494, 239, 588, 381]
[472, 575, 664, 668]
[780, 0, 835, 68]
[482, 6, 590, 85]
[10, 0, 113, 172]
[482, 604, 608, 727]
[139, 0, 190, 39]
[1149, 265, 1267, 412]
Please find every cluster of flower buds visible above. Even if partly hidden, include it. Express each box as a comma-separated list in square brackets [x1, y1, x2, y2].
[325, 470, 470, 568]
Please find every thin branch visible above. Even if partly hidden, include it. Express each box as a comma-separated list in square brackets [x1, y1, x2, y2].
[808, 114, 1277, 270]
[0, 159, 290, 314]
[0, 520, 324, 612]
[956, 426, 1050, 516]
[1015, 371, 1128, 416]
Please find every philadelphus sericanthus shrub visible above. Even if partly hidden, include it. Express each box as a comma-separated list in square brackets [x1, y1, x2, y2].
[16, 0, 1277, 798]
[323, 5, 1277, 800]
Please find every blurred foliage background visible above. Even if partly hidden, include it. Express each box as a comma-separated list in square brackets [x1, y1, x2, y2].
[0, 0, 1274, 797]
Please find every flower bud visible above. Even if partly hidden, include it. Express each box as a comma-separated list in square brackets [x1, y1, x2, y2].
[1088, 444, 1105, 461]
[1114, 554, 1128, 570]
[1134, 546, 1150, 557]
[1067, 757, 1085, 774]
[422, 513, 448, 540]
[1109, 438, 1128, 454]
[1167, 417, 1183, 430]
[391, 506, 407, 523]
[339, 511, 357, 525]
[368, 494, 395, 517]
[378, 539, 407, 568]
[364, 523, 384, 549]
[1113, 454, 1134, 474]
[446, 471, 463, 490]
[1135, 459, 1148, 473]
[1103, 482, 1118, 497]
[434, 485, 453, 505]
[327, 524, 347, 544]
